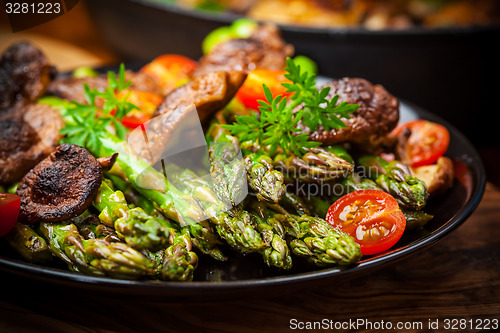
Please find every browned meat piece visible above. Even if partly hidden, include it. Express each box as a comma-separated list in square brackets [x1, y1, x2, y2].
[0, 103, 64, 184]
[0, 41, 54, 110]
[46, 71, 162, 104]
[130, 71, 246, 164]
[16, 144, 102, 224]
[194, 24, 294, 76]
[154, 70, 246, 121]
[297, 77, 399, 146]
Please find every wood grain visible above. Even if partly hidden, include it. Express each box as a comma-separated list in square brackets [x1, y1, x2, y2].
[1, 183, 498, 333]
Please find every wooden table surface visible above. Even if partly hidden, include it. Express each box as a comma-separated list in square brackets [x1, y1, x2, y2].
[1, 4, 499, 332]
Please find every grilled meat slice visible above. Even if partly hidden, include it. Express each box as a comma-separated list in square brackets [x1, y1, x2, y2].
[153, 70, 246, 121]
[16, 144, 102, 224]
[0, 103, 64, 184]
[46, 71, 162, 104]
[194, 24, 293, 76]
[0, 41, 54, 110]
[130, 71, 246, 164]
[297, 77, 399, 146]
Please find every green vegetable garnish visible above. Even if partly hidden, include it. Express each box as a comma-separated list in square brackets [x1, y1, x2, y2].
[202, 18, 258, 54]
[231, 18, 259, 38]
[202, 26, 234, 54]
[223, 57, 359, 156]
[291, 55, 318, 75]
[59, 64, 138, 152]
[72, 66, 98, 78]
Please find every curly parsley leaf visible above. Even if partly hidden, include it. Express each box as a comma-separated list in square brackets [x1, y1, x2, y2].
[224, 57, 359, 156]
[60, 63, 139, 149]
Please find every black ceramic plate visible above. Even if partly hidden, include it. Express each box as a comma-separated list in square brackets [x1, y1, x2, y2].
[0, 97, 486, 301]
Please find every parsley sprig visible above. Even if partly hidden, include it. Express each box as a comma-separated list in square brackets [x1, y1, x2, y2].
[60, 64, 139, 152]
[223, 57, 360, 156]
[282, 58, 359, 131]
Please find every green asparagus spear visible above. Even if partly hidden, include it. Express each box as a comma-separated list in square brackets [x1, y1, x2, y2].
[93, 179, 171, 251]
[159, 228, 198, 281]
[39, 222, 156, 279]
[244, 153, 286, 203]
[302, 195, 331, 218]
[165, 164, 272, 256]
[279, 191, 311, 216]
[61, 115, 223, 260]
[5, 224, 52, 263]
[273, 213, 362, 267]
[323, 145, 354, 164]
[96, 132, 207, 223]
[240, 141, 353, 183]
[209, 121, 287, 203]
[358, 156, 429, 210]
[89, 189, 198, 281]
[211, 209, 269, 253]
[247, 199, 292, 270]
[401, 209, 434, 230]
[141, 228, 198, 282]
[78, 219, 123, 243]
[206, 122, 247, 206]
[340, 172, 382, 193]
[167, 165, 293, 269]
[274, 147, 354, 183]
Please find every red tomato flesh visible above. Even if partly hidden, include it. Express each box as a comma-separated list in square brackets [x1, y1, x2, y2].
[326, 190, 406, 255]
[393, 119, 450, 167]
[115, 90, 163, 130]
[141, 54, 197, 92]
[236, 68, 292, 110]
[0, 193, 21, 237]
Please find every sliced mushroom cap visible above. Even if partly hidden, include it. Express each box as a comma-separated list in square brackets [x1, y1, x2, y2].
[16, 144, 102, 224]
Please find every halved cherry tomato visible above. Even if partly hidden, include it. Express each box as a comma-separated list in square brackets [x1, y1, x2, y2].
[393, 119, 450, 167]
[114, 90, 163, 130]
[140, 54, 197, 93]
[235, 68, 292, 110]
[326, 190, 406, 255]
[0, 193, 21, 237]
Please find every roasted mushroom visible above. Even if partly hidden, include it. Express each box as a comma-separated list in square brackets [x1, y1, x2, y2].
[412, 156, 454, 195]
[297, 77, 399, 147]
[16, 144, 103, 224]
